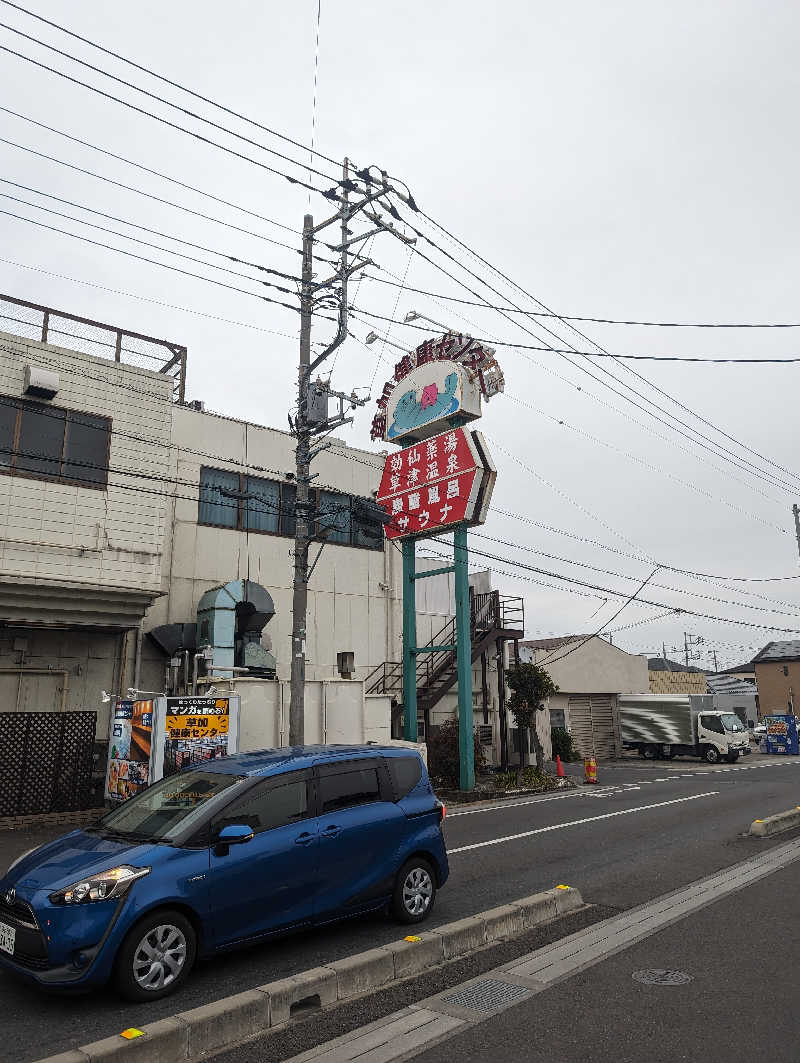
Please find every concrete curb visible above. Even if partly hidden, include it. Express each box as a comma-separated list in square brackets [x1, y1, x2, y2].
[31, 886, 583, 1063]
[749, 806, 800, 836]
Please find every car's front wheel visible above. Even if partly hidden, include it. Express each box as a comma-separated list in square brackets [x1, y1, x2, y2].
[114, 909, 196, 1001]
[392, 858, 436, 924]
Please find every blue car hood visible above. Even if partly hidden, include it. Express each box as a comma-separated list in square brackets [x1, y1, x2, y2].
[6, 830, 158, 892]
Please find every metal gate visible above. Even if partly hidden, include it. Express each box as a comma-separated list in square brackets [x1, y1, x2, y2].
[568, 695, 617, 759]
[0, 712, 97, 816]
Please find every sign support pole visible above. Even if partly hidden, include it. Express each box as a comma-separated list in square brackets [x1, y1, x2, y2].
[402, 538, 418, 742]
[454, 525, 475, 790]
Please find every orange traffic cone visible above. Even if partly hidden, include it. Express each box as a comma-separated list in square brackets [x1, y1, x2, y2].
[555, 755, 565, 778]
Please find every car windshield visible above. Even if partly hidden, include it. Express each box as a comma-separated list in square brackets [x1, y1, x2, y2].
[95, 769, 246, 841]
[721, 714, 745, 733]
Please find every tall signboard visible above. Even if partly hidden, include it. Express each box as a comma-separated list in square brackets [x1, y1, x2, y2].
[372, 332, 503, 790]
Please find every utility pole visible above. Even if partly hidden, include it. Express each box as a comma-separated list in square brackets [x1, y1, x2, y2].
[289, 212, 315, 746]
[287, 161, 415, 744]
[683, 632, 703, 667]
[793, 504, 800, 563]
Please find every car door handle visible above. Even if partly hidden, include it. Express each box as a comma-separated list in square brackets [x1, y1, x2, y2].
[322, 825, 341, 839]
[294, 831, 315, 846]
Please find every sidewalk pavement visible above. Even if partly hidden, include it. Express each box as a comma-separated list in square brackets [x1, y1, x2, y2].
[404, 846, 800, 1063]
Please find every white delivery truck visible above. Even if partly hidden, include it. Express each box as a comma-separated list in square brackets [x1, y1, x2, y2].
[618, 693, 751, 764]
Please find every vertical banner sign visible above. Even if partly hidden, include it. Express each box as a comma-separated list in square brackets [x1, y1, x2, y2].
[162, 696, 232, 777]
[371, 330, 504, 791]
[105, 699, 154, 802]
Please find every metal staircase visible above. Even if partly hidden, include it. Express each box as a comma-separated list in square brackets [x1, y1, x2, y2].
[365, 590, 524, 730]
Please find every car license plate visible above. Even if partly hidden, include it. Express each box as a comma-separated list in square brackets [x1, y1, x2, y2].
[0, 921, 15, 956]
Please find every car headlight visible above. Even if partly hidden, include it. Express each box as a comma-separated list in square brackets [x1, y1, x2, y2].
[49, 865, 150, 905]
[6, 847, 36, 876]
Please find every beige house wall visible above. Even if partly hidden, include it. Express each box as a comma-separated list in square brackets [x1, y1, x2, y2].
[648, 670, 708, 695]
[754, 660, 800, 716]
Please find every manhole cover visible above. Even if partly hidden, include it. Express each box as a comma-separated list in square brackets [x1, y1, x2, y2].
[443, 977, 530, 1011]
[632, 969, 693, 986]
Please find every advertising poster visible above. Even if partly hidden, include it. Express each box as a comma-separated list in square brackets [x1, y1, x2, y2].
[105, 699, 153, 802]
[162, 696, 231, 777]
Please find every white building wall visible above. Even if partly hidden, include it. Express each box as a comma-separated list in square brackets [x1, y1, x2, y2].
[143, 406, 407, 687]
[0, 332, 173, 594]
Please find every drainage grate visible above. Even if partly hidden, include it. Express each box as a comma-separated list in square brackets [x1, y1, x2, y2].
[633, 969, 693, 986]
[443, 978, 530, 1012]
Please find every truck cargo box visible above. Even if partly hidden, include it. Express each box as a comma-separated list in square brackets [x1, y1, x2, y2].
[618, 694, 714, 747]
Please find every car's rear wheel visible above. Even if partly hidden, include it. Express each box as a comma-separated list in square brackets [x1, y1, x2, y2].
[114, 909, 196, 1001]
[392, 858, 436, 924]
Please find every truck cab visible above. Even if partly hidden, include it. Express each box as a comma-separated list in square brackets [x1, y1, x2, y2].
[695, 711, 750, 764]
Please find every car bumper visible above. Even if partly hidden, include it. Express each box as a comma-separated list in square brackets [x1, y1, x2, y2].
[0, 893, 127, 990]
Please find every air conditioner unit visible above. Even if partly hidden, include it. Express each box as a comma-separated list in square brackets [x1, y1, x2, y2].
[24, 365, 59, 399]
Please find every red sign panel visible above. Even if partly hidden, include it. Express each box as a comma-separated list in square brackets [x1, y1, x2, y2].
[377, 427, 485, 540]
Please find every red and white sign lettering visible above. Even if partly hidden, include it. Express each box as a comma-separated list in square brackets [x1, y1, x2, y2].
[377, 427, 493, 540]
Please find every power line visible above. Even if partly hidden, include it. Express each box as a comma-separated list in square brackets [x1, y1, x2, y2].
[0, 190, 298, 293]
[376, 198, 800, 492]
[0, 0, 343, 169]
[468, 531, 800, 618]
[308, 0, 323, 203]
[0, 207, 300, 311]
[354, 307, 800, 363]
[0, 256, 297, 339]
[355, 306, 800, 497]
[405, 204, 800, 495]
[1, 126, 302, 252]
[361, 274, 800, 329]
[537, 567, 661, 667]
[0, 43, 334, 198]
[445, 538, 800, 636]
[0, 178, 300, 282]
[0, 22, 340, 185]
[504, 393, 786, 523]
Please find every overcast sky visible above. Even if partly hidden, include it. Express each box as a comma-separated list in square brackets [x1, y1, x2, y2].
[2, 0, 800, 668]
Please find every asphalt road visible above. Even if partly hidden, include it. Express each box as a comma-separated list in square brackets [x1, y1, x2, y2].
[411, 848, 800, 1063]
[2, 756, 799, 1062]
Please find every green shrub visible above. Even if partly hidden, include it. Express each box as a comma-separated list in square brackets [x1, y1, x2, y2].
[551, 726, 578, 762]
[427, 719, 486, 788]
[493, 767, 560, 792]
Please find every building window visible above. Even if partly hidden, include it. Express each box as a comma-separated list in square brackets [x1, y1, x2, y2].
[198, 467, 239, 528]
[317, 490, 351, 545]
[197, 466, 381, 549]
[0, 395, 110, 489]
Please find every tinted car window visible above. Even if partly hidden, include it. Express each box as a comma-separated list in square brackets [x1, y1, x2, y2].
[319, 767, 380, 814]
[386, 755, 422, 799]
[99, 769, 245, 841]
[216, 778, 309, 835]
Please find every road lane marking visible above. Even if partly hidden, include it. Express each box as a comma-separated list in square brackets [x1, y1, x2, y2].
[448, 792, 720, 854]
[447, 788, 617, 818]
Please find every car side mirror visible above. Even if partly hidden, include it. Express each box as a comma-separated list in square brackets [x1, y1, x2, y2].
[217, 824, 254, 845]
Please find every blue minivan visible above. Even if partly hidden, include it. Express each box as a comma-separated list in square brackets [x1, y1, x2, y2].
[0, 745, 448, 1000]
